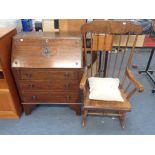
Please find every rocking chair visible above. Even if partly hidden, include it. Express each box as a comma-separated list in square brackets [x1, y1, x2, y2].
[80, 20, 144, 128]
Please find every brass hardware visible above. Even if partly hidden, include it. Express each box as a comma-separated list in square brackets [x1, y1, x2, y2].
[31, 96, 37, 100]
[65, 96, 71, 100]
[26, 73, 32, 78]
[28, 84, 34, 88]
[64, 73, 69, 79]
[45, 39, 49, 43]
[43, 47, 49, 56]
[42, 47, 52, 57]
[64, 84, 70, 89]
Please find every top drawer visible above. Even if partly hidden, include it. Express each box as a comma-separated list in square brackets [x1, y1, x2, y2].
[15, 69, 80, 80]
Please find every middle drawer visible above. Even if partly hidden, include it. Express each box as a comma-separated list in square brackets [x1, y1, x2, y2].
[19, 69, 79, 80]
[18, 80, 79, 91]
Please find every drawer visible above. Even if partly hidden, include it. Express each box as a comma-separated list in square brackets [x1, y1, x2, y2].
[19, 69, 48, 80]
[18, 80, 79, 91]
[49, 70, 79, 80]
[18, 80, 50, 90]
[21, 92, 80, 103]
[49, 80, 79, 90]
[19, 69, 79, 80]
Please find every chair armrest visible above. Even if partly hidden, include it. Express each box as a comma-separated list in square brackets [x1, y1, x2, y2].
[126, 67, 144, 92]
[80, 67, 88, 90]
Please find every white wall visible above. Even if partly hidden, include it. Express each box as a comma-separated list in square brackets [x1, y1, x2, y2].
[0, 19, 22, 32]
[0, 19, 18, 28]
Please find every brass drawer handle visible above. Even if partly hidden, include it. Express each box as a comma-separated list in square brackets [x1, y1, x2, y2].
[64, 84, 70, 89]
[65, 96, 71, 101]
[31, 96, 37, 100]
[26, 73, 32, 78]
[42, 47, 51, 56]
[64, 73, 70, 79]
[28, 83, 34, 88]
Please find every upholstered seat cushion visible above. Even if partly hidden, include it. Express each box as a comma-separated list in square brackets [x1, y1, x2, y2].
[88, 77, 124, 102]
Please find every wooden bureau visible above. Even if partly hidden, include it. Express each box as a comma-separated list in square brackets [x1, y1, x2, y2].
[11, 32, 83, 115]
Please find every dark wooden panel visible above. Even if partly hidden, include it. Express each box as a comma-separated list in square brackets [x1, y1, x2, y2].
[21, 91, 80, 103]
[18, 80, 50, 90]
[0, 28, 22, 119]
[17, 69, 79, 80]
[18, 79, 79, 91]
[49, 80, 79, 91]
[12, 32, 82, 69]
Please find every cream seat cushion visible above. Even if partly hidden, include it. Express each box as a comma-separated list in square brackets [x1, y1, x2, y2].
[88, 77, 124, 102]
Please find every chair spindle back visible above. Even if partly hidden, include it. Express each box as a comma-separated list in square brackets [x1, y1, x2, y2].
[81, 20, 143, 94]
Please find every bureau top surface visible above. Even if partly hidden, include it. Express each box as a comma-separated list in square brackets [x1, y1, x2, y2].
[0, 28, 15, 39]
[12, 32, 83, 69]
[13, 32, 82, 39]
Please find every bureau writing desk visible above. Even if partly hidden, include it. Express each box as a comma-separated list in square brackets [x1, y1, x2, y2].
[11, 32, 83, 115]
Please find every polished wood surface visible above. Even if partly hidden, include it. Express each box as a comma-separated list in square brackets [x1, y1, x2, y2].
[81, 20, 142, 34]
[13, 31, 82, 39]
[22, 92, 81, 103]
[18, 79, 79, 91]
[113, 35, 145, 47]
[12, 32, 82, 68]
[0, 28, 22, 119]
[12, 32, 83, 115]
[0, 79, 9, 91]
[13, 68, 80, 80]
[0, 91, 14, 111]
[0, 28, 15, 38]
[80, 20, 144, 128]
[0, 64, 2, 71]
[84, 89, 131, 111]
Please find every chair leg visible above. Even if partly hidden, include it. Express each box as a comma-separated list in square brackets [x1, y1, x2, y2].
[119, 112, 126, 129]
[82, 109, 88, 127]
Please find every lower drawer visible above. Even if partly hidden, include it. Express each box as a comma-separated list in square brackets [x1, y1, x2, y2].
[21, 91, 81, 103]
